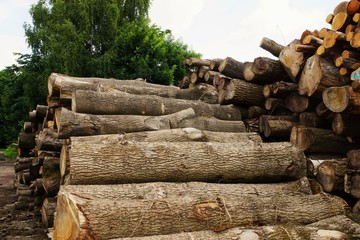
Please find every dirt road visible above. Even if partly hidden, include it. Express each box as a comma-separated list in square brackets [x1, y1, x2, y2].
[0, 160, 49, 240]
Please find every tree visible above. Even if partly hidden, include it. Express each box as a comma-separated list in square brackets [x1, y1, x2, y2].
[24, 0, 199, 84]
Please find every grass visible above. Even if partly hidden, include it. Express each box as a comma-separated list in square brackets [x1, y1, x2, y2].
[0, 144, 17, 160]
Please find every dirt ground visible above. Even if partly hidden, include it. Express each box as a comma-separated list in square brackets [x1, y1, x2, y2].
[0, 159, 50, 240]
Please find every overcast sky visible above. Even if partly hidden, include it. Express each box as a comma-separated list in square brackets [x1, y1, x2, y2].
[0, 0, 341, 69]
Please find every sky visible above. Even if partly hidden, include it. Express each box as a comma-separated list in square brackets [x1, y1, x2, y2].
[0, 0, 342, 69]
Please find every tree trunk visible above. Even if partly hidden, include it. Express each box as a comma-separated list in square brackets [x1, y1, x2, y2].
[41, 197, 57, 228]
[316, 158, 348, 193]
[55, 107, 196, 139]
[183, 58, 210, 67]
[68, 140, 306, 184]
[18, 133, 36, 151]
[259, 37, 285, 57]
[299, 112, 328, 128]
[42, 172, 61, 197]
[259, 115, 298, 134]
[224, 79, 265, 106]
[262, 81, 298, 98]
[262, 119, 298, 139]
[345, 170, 360, 198]
[48, 73, 219, 104]
[332, 113, 360, 136]
[290, 126, 360, 154]
[53, 186, 346, 239]
[177, 117, 247, 132]
[279, 40, 304, 82]
[251, 57, 290, 82]
[36, 128, 63, 152]
[247, 106, 268, 118]
[209, 58, 223, 71]
[299, 54, 350, 97]
[72, 90, 244, 121]
[284, 92, 309, 113]
[347, 149, 360, 169]
[323, 86, 360, 114]
[23, 122, 33, 134]
[218, 57, 245, 79]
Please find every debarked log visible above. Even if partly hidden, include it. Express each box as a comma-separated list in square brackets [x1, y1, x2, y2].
[72, 90, 244, 120]
[53, 186, 347, 239]
[67, 140, 307, 184]
[55, 107, 196, 139]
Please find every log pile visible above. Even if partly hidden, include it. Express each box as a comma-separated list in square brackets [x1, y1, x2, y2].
[11, 1, 360, 239]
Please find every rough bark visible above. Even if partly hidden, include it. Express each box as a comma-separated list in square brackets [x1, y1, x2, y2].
[55, 107, 196, 139]
[345, 170, 360, 198]
[262, 119, 298, 139]
[323, 86, 360, 114]
[224, 79, 265, 106]
[72, 90, 244, 121]
[316, 158, 348, 193]
[299, 112, 328, 128]
[18, 133, 36, 151]
[169, 116, 243, 134]
[299, 55, 350, 97]
[218, 57, 245, 79]
[23, 122, 33, 134]
[247, 106, 268, 118]
[262, 81, 298, 98]
[41, 197, 57, 228]
[252, 57, 290, 82]
[259, 37, 285, 57]
[53, 187, 346, 239]
[347, 149, 360, 169]
[259, 115, 298, 134]
[284, 92, 309, 113]
[68, 140, 307, 184]
[183, 58, 210, 67]
[36, 128, 63, 152]
[332, 113, 360, 136]
[290, 126, 360, 154]
[209, 58, 223, 71]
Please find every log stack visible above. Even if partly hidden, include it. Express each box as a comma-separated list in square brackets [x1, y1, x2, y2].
[11, 1, 360, 239]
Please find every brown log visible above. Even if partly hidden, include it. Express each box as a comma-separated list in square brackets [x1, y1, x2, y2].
[18, 133, 35, 151]
[14, 157, 36, 173]
[197, 66, 209, 79]
[259, 115, 298, 134]
[259, 37, 285, 57]
[23, 122, 33, 134]
[262, 81, 298, 98]
[264, 98, 287, 112]
[324, 86, 360, 114]
[28, 110, 36, 122]
[218, 57, 245, 79]
[42, 156, 60, 177]
[72, 90, 244, 121]
[35, 104, 47, 122]
[251, 57, 290, 83]
[299, 55, 350, 97]
[279, 40, 304, 82]
[299, 112, 328, 128]
[316, 158, 348, 193]
[302, 35, 324, 47]
[177, 75, 190, 89]
[334, 1, 349, 15]
[209, 58, 223, 71]
[70, 129, 261, 145]
[41, 197, 57, 228]
[177, 117, 247, 132]
[43, 172, 61, 197]
[224, 79, 265, 106]
[53, 185, 346, 239]
[284, 92, 309, 113]
[338, 56, 360, 70]
[68, 139, 306, 184]
[332, 113, 360, 136]
[347, 149, 360, 169]
[36, 128, 63, 152]
[290, 126, 360, 154]
[345, 170, 360, 198]
[332, 12, 350, 31]
[203, 71, 220, 84]
[56, 107, 196, 139]
[262, 119, 298, 139]
[183, 58, 210, 67]
[295, 44, 317, 53]
[315, 102, 335, 121]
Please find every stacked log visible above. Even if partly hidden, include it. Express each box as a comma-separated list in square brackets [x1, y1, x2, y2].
[11, 1, 360, 238]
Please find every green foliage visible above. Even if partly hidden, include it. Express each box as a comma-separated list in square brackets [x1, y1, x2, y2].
[0, 0, 200, 147]
[3, 144, 17, 159]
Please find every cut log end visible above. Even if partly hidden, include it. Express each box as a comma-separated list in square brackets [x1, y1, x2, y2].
[322, 87, 350, 113]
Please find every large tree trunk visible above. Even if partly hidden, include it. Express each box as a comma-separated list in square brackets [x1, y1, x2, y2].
[67, 140, 306, 184]
[177, 117, 247, 132]
[224, 79, 265, 106]
[299, 54, 350, 97]
[113, 216, 360, 240]
[53, 184, 346, 239]
[279, 40, 305, 82]
[290, 126, 360, 154]
[72, 90, 244, 120]
[218, 57, 245, 79]
[55, 107, 196, 139]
